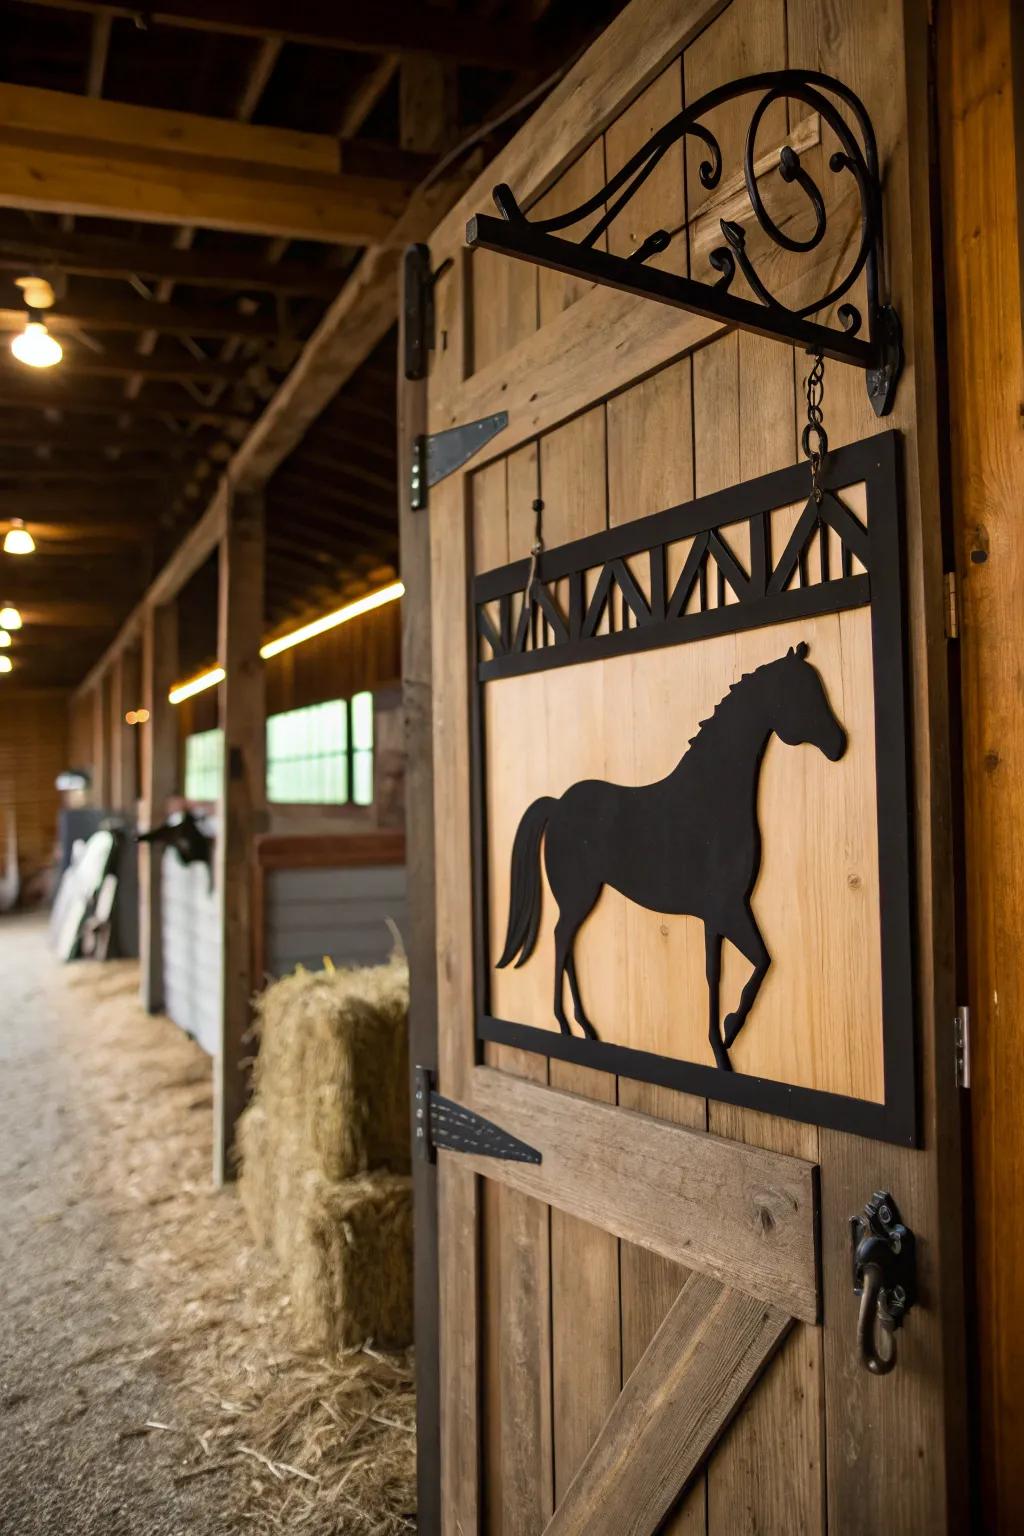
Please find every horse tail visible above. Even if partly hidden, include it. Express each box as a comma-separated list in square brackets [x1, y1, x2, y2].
[496, 796, 556, 968]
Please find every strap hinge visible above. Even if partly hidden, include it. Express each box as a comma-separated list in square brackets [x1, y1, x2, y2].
[413, 1064, 542, 1165]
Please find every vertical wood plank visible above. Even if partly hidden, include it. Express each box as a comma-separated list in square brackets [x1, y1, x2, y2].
[139, 599, 177, 1012]
[940, 0, 1024, 1525]
[431, 466, 481, 1536]
[214, 489, 266, 1187]
[92, 676, 110, 808]
[785, 2, 967, 1532]
[539, 403, 622, 1502]
[398, 273, 442, 1536]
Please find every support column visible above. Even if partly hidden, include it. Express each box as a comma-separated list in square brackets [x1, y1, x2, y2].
[214, 488, 266, 1186]
[92, 676, 111, 808]
[139, 600, 178, 1012]
[110, 648, 140, 813]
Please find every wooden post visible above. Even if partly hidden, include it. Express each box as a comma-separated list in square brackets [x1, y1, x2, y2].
[398, 272, 441, 1536]
[92, 675, 111, 807]
[109, 648, 140, 812]
[214, 487, 266, 1186]
[940, 0, 1024, 1524]
[139, 600, 178, 1010]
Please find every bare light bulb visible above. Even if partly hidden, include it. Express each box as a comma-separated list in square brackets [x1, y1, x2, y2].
[0, 631, 10, 649]
[0, 606, 23, 630]
[11, 319, 62, 369]
[3, 520, 34, 555]
[0, 655, 12, 674]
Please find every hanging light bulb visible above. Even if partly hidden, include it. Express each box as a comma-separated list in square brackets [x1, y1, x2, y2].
[0, 630, 10, 649]
[11, 316, 62, 369]
[0, 655, 12, 674]
[0, 606, 23, 630]
[3, 519, 34, 555]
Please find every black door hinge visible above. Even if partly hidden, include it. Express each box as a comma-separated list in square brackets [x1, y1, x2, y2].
[413, 1065, 542, 1166]
[410, 412, 509, 511]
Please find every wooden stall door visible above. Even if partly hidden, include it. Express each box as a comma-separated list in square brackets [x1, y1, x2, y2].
[410, 1, 968, 1532]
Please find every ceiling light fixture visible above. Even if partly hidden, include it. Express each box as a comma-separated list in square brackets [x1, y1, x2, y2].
[168, 666, 225, 706]
[0, 605, 23, 630]
[3, 519, 35, 555]
[0, 655, 12, 674]
[259, 581, 404, 661]
[11, 276, 62, 371]
[11, 317, 62, 370]
[0, 631, 10, 649]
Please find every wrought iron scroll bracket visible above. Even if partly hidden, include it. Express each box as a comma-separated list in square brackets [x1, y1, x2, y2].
[465, 70, 903, 416]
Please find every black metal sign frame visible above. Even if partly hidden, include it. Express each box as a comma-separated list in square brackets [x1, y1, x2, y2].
[468, 431, 917, 1146]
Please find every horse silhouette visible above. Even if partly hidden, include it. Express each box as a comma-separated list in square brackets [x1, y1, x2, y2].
[496, 642, 846, 1072]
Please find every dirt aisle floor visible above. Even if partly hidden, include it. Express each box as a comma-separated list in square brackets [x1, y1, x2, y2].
[0, 913, 415, 1536]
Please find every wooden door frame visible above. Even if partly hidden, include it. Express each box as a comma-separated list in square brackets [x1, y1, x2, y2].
[403, 0, 971, 1530]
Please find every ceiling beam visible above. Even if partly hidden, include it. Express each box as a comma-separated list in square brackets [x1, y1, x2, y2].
[0, 289, 282, 341]
[0, 230, 343, 296]
[0, 385, 251, 427]
[0, 84, 423, 243]
[20, 1, 545, 69]
[0, 348, 252, 384]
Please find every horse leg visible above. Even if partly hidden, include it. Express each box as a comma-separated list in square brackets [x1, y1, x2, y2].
[722, 906, 771, 1049]
[552, 913, 577, 1035]
[564, 949, 597, 1039]
[704, 925, 731, 1071]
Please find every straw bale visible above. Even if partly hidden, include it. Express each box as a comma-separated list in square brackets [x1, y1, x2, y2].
[292, 1172, 414, 1352]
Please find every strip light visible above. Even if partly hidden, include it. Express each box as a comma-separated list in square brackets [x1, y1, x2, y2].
[168, 666, 225, 705]
[167, 583, 404, 703]
[259, 581, 404, 660]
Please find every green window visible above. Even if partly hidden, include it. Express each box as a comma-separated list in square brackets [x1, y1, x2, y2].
[265, 694, 374, 806]
[184, 728, 223, 802]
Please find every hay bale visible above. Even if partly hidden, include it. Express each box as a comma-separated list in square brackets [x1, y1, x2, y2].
[236, 954, 413, 1349]
[292, 1172, 413, 1352]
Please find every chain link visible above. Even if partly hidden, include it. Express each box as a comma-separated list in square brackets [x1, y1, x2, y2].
[520, 497, 545, 629]
[801, 352, 828, 504]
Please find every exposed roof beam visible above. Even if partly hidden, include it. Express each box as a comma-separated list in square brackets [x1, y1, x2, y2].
[0, 85, 421, 243]
[339, 56, 400, 140]
[0, 231, 343, 296]
[21, 1, 546, 69]
[0, 349, 251, 383]
[0, 289, 282, 341]
[0, 385, 251, 427]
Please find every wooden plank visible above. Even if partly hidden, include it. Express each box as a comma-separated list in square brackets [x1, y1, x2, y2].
[91, 676, 110, 807]
[0, 85, 417, 243]
[139, 599, 178, 1011]
[462, 1067, 820, 1324]
[775, 3, 965, 1533]
[431, 0, 732, 259]
[214, 489, 266, 1187]
[254, 830, 405, 870]
[543, 1273, 793, 1536]
[941, 0, 1024, 1524]
[22, 0, 550, 68]
[430, 467, 480, 1536]
[109, 648, 140, 812]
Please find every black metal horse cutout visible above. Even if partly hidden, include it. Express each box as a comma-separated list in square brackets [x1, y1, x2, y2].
[496, 643, 847, 1072]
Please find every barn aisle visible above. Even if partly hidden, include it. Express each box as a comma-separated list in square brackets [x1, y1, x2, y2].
[0, 911, 244, 1535]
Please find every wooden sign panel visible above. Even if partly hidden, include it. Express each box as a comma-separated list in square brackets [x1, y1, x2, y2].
[471, 431, 915, 1144]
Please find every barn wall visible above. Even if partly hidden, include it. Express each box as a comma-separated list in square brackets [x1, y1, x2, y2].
[0, 691, 68, 898]
[265, 863, 408, 977]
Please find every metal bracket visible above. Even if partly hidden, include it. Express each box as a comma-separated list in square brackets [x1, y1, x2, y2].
[410, 412, 509, 511]
[403, 243, 434, 382]
[413, 1065, 542, 1165]
[465, 69, 904, 416]
[850, 1190, 916, 1374]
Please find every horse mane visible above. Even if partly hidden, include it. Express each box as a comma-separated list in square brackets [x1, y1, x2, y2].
[686, 648, 802, 753]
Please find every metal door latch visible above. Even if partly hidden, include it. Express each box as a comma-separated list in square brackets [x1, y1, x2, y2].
[413, 1065, 542, 1165]
[850, 1190, 916, 1376]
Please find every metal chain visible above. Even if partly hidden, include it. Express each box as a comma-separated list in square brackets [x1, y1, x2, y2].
[520, 497, 545, 629]
[801, 352, 828, 504]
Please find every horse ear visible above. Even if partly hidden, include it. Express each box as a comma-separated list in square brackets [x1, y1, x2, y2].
[795, 640, 810, 659]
